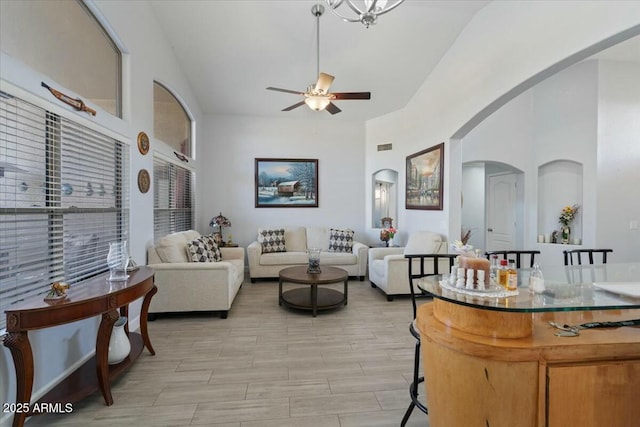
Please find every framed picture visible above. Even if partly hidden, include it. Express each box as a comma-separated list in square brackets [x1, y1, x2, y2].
[255, 158, 318, 208]
[406, 143, 444, 210]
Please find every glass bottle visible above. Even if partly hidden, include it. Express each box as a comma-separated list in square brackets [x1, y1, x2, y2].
[490, 255, 499, 280]
[497, 259, 509, 288]
[529, 263, 545, 294]
[506, 259, 518, 291]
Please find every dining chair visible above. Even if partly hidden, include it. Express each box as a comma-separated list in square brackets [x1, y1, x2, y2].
[484, 250, 541, 268]
[563, 248, 613, 266]
[401, 253, 457, 427]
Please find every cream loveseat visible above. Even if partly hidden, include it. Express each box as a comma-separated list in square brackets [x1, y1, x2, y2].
[247, 226, 368, 282]
[368, 231, 449, 300]
[147, 230, 245, 318]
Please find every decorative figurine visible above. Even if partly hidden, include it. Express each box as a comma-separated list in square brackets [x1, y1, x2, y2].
[45, 282, 69, 300]
[551, 230, 558, 244]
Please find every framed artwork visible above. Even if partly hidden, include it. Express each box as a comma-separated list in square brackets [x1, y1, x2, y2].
[255, 158, 318, 208]
[406, 142, 444, 210]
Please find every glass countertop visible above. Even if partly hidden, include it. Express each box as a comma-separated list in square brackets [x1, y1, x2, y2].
[417, 262, 640, 313]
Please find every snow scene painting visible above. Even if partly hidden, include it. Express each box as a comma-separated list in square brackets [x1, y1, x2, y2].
[255, 158, 318, 208]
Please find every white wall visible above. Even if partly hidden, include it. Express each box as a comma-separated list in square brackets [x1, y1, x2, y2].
[365, 1, 640, 261]
[0, 0, 204, 420]
[461, 163, 485, 249]
[597, 61, 640, 253]
[198, 115, 366, 246]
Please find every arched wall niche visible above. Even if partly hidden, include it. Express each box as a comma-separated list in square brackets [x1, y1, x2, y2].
[538, 160, 583, 244]
[372, 169, 398, 229]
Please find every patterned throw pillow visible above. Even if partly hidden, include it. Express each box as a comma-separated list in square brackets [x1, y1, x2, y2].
[258, 228, 286, 253]
[328, 228, 354, 253]
[187, 237, 211, 262]
[202, 234, 223, 262]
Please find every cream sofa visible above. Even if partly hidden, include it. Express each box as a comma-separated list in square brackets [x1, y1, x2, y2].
[247, 226, 368, 282]
[146, 230, 245, 318]
[368, 231, 449, 300]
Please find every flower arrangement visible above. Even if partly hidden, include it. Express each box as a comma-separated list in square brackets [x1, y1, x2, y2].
[379, 226, 397, 245]
[559, 204, 580, 226]
[386, 226, 397, 239]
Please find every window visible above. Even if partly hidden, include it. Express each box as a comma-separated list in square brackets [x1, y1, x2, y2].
[153, 156, 193, 240]
[153, 82, 192, 158]
[0, 91, 129, 330]
[0, 0, 122, 117]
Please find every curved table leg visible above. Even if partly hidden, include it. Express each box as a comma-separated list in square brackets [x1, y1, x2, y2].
[4, 331, 33, 427]
[96, 310, 119, 406]
[140, 285, 157, 355]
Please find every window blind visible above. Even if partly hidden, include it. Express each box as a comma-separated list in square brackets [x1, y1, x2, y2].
[0, 91, 129, 330]
[153, 156, 193, 240]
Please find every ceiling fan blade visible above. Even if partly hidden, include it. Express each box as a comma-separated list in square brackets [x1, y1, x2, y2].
[267, 87, 305, 95]
[332, 92, 371, 100]
[282, 101, 306, 111]
[315, 73, 335, 94]
[325, 102, 341, 115]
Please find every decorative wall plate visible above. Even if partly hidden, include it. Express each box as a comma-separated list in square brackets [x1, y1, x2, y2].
[137, 131, 150, 155]
[137, 169, 150, 193]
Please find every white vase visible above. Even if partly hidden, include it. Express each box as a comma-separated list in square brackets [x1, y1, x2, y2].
[108, 316, 131, 365]
[388, 238, 395, 247]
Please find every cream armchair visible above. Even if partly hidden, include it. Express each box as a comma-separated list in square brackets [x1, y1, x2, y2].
[146, 230, 245, 319]
[368, 231, 449, 300]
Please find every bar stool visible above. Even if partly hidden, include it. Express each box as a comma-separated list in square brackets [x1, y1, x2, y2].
[401, 253, 457, 426]
[563, 248, 613, 265]
[484, 250, 540, 268]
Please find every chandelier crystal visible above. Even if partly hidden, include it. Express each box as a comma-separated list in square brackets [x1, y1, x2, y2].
[325, 0, 405, 28]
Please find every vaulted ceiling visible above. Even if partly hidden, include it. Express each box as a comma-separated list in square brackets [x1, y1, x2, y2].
[148, 0, 489, 121]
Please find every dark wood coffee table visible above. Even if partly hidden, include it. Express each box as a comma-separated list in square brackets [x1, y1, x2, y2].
[279, 266, 348, 317]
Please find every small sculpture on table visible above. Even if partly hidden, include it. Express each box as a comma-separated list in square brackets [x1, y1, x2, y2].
[45, 282, 69, 301]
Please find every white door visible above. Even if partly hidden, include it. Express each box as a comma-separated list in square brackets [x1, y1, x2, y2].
[486, 173, 517, 250]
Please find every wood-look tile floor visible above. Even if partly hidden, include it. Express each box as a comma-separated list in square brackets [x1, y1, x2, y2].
[25, 276, 430, 426]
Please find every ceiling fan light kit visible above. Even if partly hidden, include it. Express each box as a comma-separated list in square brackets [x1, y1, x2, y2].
[265, 4, 372, 115]
[305, 95, 332, 111]
[325, 0, 405, 28]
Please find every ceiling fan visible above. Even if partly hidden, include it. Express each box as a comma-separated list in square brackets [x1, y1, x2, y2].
[266, 4, 371, 115]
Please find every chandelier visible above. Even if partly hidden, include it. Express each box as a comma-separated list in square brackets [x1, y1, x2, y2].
[325, 0, 405, 28]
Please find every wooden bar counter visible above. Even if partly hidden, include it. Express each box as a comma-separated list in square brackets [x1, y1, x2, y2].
[416, 263, 640, 427]
[3, 266, 157, 427]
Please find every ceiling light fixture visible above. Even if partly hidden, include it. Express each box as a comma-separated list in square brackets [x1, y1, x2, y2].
[325, 0, 405, 28]
[304, 95, 331, 111]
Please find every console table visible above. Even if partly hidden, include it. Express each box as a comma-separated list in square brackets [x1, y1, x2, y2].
[416, 263, 640, 427]
[3, 266, 157, 427]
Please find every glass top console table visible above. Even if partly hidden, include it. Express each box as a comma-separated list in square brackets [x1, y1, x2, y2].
[414, 263, 640, 427]
[418, 262, 640, 313]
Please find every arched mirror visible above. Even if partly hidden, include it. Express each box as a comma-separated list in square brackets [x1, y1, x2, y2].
[372, 169, 398, 229]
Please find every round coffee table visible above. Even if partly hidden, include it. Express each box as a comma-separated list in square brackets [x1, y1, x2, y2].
[278, 266, 348, 317]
